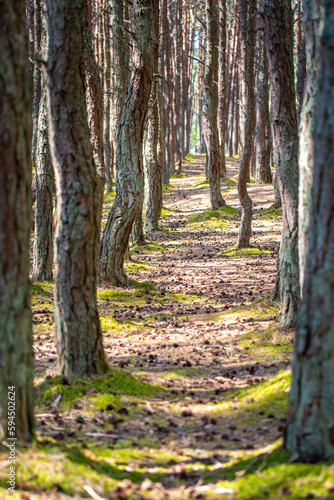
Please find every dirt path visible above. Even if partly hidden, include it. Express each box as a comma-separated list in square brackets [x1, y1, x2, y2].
[21, 155, 296, 500]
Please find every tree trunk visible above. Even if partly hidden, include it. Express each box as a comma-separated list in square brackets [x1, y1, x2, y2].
[47, 0, 107, 377]
[0, 0, 35, 442]
[262, 0, 300, 326]
[83, 11, 105, 272]
[286, 0, 334, 460]
[144, 1, 162, 233]
[254, 9, 272, 185]
[102, 1, 112, 192]
[110, 0, 130, 191]
[33, 73, 54, 281]
[295, 0, 306, 118]
[298, 0, 324, 294]
[99, 0, 158, 285]
[203, 0, 225, 210]
[218, 0, 227, 177]
[237, 0, 256, 248]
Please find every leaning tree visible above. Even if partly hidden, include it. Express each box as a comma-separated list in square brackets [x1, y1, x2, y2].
[99, 0, 159, 286]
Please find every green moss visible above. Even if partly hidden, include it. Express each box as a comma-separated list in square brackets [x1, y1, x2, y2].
[37, 369, 163, 411]
[220, 246, 273, 258]
[196, 179, 210, 187]
[161, 207, 172, 217]
[131, 243, 164, 253]
[170, 172, 186, 178]
[212, 446, 334, 499]
[162, 184, 173, 193]
[188, 205, 239, 224]
[212, 371, 290, 426]
[224, 177, 238, 187]
[259, 207, 283, 220]
[100, 315, 132, 334]
[125, 260, 151, 274]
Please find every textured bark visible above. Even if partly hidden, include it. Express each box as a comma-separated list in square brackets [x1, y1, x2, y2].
[144, 0, 162, 233]
[102, 1, 112, 192]
[218, 0, 227, 177]
[47, 0, 107, 377]
[298, 0, 324, 294]
[83, 11, 105, 271]
[295, 0, 306, 118]
[33, 74, 54, 281]
[144, 80, 163, 232]
[237, 0, 255, 248]
[286, 0, 334, 460]
[99, 0, 158, 285]
[110, 0, 130, 194]
[0, 0, 35, 442]
[262, 0, 300, 326]
[203, 0, 225, 210]
[254, 9, 272, 185]
[32, 0, 42, 162]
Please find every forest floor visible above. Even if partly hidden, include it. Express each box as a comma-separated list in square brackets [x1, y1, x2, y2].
[1, 155, 334, 499]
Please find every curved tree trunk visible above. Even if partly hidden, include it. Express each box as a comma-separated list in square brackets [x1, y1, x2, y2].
[0, 0, 35, 442]
[298, 0, 324, 294]
[203, 0, 225, 210]
[99, 0, 158, 286]
[237, 0, 256, 248]
[286, 0, 333, 460]
[262, 0, 300, 326]
[47, 0, 107, 377]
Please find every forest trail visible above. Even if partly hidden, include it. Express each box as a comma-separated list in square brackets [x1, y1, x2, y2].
[27, 155, 296, 499]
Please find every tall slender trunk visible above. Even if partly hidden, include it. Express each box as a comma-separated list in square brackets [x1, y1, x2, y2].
[254, 10, 272, 184]
[83, 12, 105, 272]
[298, 0, 324, 294]
[262, 0, 300, 326]
[103, 1, 112, 192]
[0, 0, 35, 442]
[47, 0, 107, 377]
[286, 0, 334, 461]
[237, 0, 256, 248]
[99, 0, 158, 285]
[295, 0, 306, 118]
[33, 73, 54, 281]
[218, 0, 227, 177]
[203, 0, 225, 210]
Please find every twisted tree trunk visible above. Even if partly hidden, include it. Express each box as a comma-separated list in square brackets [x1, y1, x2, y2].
[99, 0, 158, 285]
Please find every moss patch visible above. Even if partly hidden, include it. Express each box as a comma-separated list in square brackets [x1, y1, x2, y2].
[188, 205, 239, 224]
[220, 246, 274, 258]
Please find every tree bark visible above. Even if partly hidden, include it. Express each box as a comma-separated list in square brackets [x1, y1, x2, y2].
[83, 10, 105, 272]
[203, 0, 225, 210]
[262, 0, 300, 326]
[237, 0, 256, 248]
[47, 0, 107, 377]
[33, 73, 54, 281]
[254, 9, 272, 185]
[102, 1, 112, 192]
[298, 0, 324, 294]
[110, 0, 130, 192]
[144, 1, 162, 233]
[218, 0, 227, 177]
[99, 0, 158, 285]
[0, 0, 35, 442]
[295, 0, 306, 118]
[286, 0, 334, 460]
